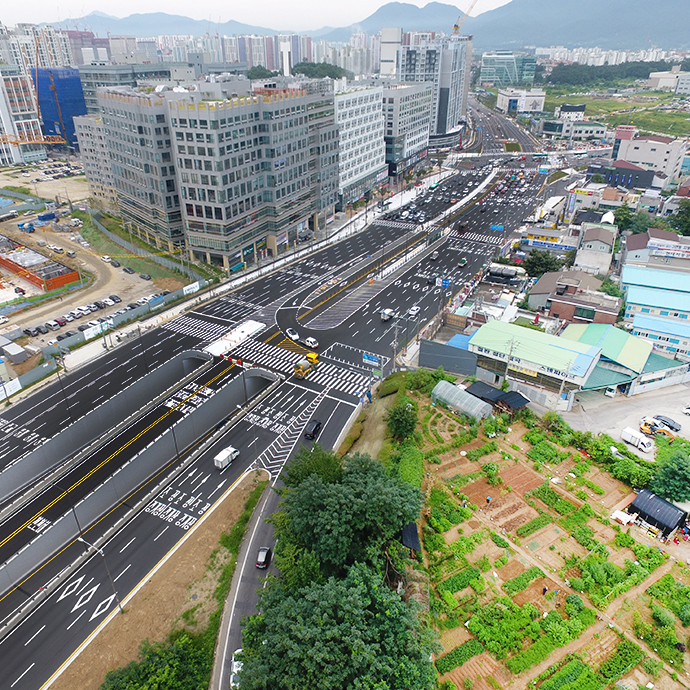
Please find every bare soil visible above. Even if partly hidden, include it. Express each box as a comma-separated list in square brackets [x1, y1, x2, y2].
[348, 389, 396, 460]
[49, 472, 266, 690]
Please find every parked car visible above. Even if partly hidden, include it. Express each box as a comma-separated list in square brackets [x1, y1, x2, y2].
[77, 324, 89, 332]
[139, 273, 151, 280]
[37, 324, 49, 335]
[110, 260, 121, 268]
[110, 294, 122, 303]
[56, 317, 68, 326]
[100, 255, 111, 263]
[0, 316, 8, 325]
[653, 415, 682, 433]
[122, 266, 135, 274]
[14, 287, 25, 295]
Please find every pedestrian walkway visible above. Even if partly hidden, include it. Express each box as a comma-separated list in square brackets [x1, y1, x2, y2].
[454, 231, 504, 245]
[160, 315, 232, 344]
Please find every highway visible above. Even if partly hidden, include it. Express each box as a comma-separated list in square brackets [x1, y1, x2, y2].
[0, 131, 551, 689]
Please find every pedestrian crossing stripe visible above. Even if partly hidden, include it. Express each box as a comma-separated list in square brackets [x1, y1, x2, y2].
[162, 315, 231, 342]
[374, 219, 418, 231]
[452, 232, 503, 245]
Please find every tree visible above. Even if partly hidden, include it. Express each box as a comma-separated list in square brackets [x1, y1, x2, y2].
[282, 443, 343, 489]
[650, 450, 690, 501]
[273, 453, 421, 579]
[590, 173, 606, 184]
[239, 564, 437, 690]
[292, 61, 351, 79]
[522, 249, 564, 278]
[614, 202, 634, 232]
[386, 400, 418, 440]
[563, 248, 576, 267]
[611, 456, 652, 488]
[246, 65, 277, 79]
[670, 198, 690, 236]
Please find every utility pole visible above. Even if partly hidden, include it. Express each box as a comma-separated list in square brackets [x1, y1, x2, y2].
[391, 318, 401, 374]
[504, 338, 515, 381]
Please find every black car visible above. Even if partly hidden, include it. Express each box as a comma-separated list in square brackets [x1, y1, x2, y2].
[653, 415, 682, 433]
[304, 419, 322, 440]
[64, 330, 77, 338]
[127, 303, 139, 310]
[139, 273, 151, 280]
[22, 328, 32, 336]
[94, 300, 106, 309]
[30, 327, 40, 337]
[56, 334, 66, 341]
[110, 260, 121, 268]
[122, 266, 135, 274]
[14, 287, 25, 295]
[37, 324, 49, 334]
[77, 324, 89, 332]
[256, 547, 272, 569]
[110, 294, 122, 303]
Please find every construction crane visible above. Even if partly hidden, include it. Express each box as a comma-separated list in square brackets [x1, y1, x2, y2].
[453, 0, 479, 33]
[0, 133, 65, 145]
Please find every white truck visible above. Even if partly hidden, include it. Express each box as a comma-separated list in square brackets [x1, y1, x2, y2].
[620, 427, 653, 453]
[380, 308, 395, 322]
[214, 445, 240, 470]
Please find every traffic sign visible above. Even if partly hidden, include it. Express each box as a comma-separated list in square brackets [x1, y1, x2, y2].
[490, 224, 504, 231]
[435, 277, 443, 287]
[442, 279, 449, 288]
[362, 352, 379, 365]
[538, 167, 548, 174]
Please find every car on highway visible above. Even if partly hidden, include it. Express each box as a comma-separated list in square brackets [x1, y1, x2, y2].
[286, 328, 299, 341]
[430, 251, 439, 260]
[408, 305, 421, 317]
[256, 546, 272, 569]
[304, 336, 319, 349]
[304, 419, 322, 440]
[122, 266, 135, 274]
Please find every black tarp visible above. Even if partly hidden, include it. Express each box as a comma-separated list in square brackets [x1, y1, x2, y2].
[466, 382, 530, 410]
[631, 489, 686, 535]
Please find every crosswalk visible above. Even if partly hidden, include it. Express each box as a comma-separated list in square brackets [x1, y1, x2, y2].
[373, 219, 418, 231]
[162, 315, 232, 343]
[229, 339, 371, 396]
[454, 231, 504, 245]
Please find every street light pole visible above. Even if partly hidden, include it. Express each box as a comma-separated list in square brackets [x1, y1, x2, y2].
[77, 537, 124, 614]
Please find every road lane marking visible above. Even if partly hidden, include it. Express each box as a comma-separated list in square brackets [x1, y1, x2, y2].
[24, 625, 45, 646]
[11, 663, 35, 687]
[113, 564, 131, 582]
[119, 537, 136, 553]
[66, 611, 86, 630]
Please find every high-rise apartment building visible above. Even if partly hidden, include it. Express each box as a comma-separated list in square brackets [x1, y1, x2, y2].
[380, 28, 402, 77]
[0, 24, 74, 74]
[334, 81, 387, 206]
[0, 65, 45, 165]
[479, 51, 536, 86]
[381, 82, 432, 177]
[74, 114, 117, 210]
[166, 79, 338, 266]
[397, 35, 472, 147]
[97, 88, 183, 249]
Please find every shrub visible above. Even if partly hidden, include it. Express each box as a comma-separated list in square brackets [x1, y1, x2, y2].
[539, 659, 605, 690]
[494, 555, 509, 568]
[398, 442, 424, 488]
[467, 441, 498, 462]
[503, 566, 544, 596]
[439, 567, 482, 594]
[475, 555, 491, 573]
[490, 532, 509, 548]
[533, 483, 576, 515]
[565, 594, 584, 612]
[614, 531, 635, 548]
[516, 515, 551, 537]
[652, 604, 675, 628]
[598, 639, 644, 680]
[642, 658, 663, 679]
[435, 639, 484, 674]
[569, 577, 586, 592]
[463, 678, 473, 690]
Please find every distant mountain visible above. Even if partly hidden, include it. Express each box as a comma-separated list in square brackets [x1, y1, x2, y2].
[51, 11, 275, 38]
[48, 0, 690, 50]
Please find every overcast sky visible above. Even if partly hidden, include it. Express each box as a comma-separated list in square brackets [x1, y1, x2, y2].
[5, 0, 512, 31]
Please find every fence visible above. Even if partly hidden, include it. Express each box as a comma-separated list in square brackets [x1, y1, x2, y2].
[91, 212, 204, 282]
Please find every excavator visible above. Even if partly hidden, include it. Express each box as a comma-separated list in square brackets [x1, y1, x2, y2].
[639, 417, 676, 444]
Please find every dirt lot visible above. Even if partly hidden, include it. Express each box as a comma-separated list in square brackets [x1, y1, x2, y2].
[49, 472, 267, 690]
[0, 162, 91, 204]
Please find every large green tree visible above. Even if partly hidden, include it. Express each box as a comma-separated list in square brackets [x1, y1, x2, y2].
[615, 202, 634, 232]
[239, 564, 437, 690]
[522, 249, 564, 278]
[282, 443, 343, 489]
[650, 450, 690, 501]
[670, 198, 690, 236]
[273, 453, 421, 580]
[386, 401, 418, 441]
[246, 66, 277, 79]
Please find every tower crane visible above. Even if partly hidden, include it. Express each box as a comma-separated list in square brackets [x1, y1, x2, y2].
[453, 0, 479, 33]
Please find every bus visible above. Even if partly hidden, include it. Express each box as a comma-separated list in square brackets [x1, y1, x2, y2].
[532, 153, 548, 160]
[430, 182, 440, 190]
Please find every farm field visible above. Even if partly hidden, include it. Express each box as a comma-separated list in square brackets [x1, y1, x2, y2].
[382, 371, 690, 690]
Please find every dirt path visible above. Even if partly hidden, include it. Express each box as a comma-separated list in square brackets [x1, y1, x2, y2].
[348, 389, 395, 460]
[49, 472, 266, 690]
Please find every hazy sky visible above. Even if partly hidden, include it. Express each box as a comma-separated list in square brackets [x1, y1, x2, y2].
[5, 0, 512, 31]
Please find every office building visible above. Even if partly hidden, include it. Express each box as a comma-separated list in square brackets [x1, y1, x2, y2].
[0, 65, 45, 165]
[73, 114, 117, 210]
[98, 88, 183, 249]
[381, 82, 432, 177]
[397, 34, 472, 147]
[613, 125, 687, 180]
[479, 52, 536, 86]
[166, 79, 338, 267]
[334, 81, 387, 206]
[64, 30, 110, 65]
[31, 68, 87, 146]
[496, 88, 545, 114]
[380, 27, 402, 77]
[78, 63, 196, 113]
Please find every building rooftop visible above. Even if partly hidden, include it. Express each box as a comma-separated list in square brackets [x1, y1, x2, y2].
[613, 160, 645, 171]
[636, 134, 675, 144]
[582, 225, 615, 245]
[622, 265, 690, 293]
[626, 285, 690, 311]
[550, 290, 621, 313]
[633, 313, 690, 339]
[560, 323, 652, 374]
[469, 320, 600, 378]
[531, 270, 601, 296]
[648, 227, 680, 242]
[572, 210, 604, 226]
[624, 233, 649, 251]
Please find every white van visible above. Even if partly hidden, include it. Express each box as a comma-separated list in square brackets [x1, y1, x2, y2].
[214, 445, 240, 470]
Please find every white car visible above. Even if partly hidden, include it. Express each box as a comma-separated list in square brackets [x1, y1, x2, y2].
[286, 328, 299, 341]
[408, 306, 421, 317]
[684, 405, 690, 416]
[100, 255, 111, 263]
[304, 336, 319, 349]
[103, 298, 115, 307]
[0, 316, 8, 325]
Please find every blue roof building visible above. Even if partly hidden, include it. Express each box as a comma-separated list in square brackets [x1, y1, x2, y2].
[624, 285, 690, 322]
[621, 265, 690, 294]
[633, 313, 690, 358]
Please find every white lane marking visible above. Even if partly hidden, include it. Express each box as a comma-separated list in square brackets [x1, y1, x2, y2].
[11, 663, 35, 687]
[24, 625, 45, 646]
[113, 564, 131, 583]
[153, 526, 169, 542]
[208, 480, 227, 499]
[66, 610, 86, 630]
[119, 537, 136, 553]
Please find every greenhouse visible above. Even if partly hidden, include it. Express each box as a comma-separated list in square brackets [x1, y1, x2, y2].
[430, 380, 493, 419]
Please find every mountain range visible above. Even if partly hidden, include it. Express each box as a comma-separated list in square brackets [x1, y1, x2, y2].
[50, 0, 690, 50]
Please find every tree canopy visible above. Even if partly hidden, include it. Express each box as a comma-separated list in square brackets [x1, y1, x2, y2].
[523, 249, 564, 278]
[246, 66, 278, 79]
[239, 564, 437, 690]
[282, 443, 343, 489]
[292, 61, 351, 79]
[547, 60, 690, 87]
[669, 199, 690, 237]
[273, 452, 421, 581]
[386, 400, 418, 441]
[650, 450, 690, 502]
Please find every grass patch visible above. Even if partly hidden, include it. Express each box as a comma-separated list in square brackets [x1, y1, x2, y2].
[548, 170, 568, 184]
[2, 185, 34, 196]
[337, 409, 366, 458]
[504, 141, 522, 152]
[378, 371, 406, 397]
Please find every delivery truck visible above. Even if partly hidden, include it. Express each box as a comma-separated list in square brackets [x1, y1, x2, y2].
[380, 308, 395, 322]
[214, 445, 240, 470]
[620, 427, 653, 453]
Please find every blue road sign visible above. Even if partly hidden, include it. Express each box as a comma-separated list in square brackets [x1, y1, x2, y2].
[538, 167, 548, 174]
[362, 352, 379, 365]
[490, 224, 504, 231]
[442, 279, 449, 288]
